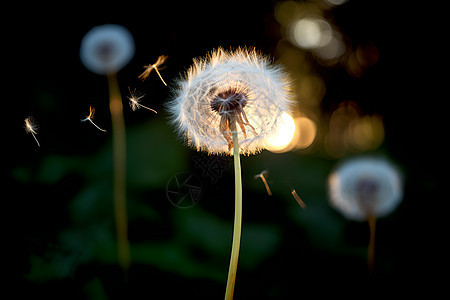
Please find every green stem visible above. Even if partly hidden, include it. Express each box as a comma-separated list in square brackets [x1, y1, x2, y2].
[368, 215, 376, 273]
[225, 123, 242, 300]
[107, 73, 130, 275]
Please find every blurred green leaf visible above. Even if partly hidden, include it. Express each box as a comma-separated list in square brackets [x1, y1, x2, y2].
[131, 241, 224, 281]
[125, 119, 188, 190]
[173, 207, 282, 270]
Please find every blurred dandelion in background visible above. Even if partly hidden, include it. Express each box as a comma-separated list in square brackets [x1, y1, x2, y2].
[168, 47, 293, 299]
[80, 24, 135, 276]
[79, 24, 135, 75]
[24, 116, 40, 147]
[328, 156, 403, 271]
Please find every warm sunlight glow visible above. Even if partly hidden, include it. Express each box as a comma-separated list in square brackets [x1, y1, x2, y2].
[295, 117, 317, 149]
[267, 112, 296, 153]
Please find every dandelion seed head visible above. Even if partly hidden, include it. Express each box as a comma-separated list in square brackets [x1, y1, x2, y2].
[24, 116, 40, 146]
[167, 47, 294, 155]
[328, 157, 403, 221]
[86, 106, 95, 120]
[80, 24, 135, 75]
[24, 116, 38, 134]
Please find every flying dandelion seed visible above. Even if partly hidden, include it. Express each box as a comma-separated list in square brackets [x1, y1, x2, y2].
[167, 47, 293, 155]
[138, 55, 168, 86]
[127, 87, 157, 113]
[291, 189, 306, 208]
[81, 106, 107, 132]
[254, 170, 272, 196]
[24, 116, 40, 147]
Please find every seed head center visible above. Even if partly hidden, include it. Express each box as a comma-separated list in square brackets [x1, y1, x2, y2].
[210, 92, 248, 115]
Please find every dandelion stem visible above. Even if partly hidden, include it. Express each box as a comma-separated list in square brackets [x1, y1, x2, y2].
[31, 132, 40, 147]
[154, 67, 167, 86]
[89, 119, 107, 132]
[225, 122, 242, 300]
[107, 73, 130, 277]
[368, 214, 376, 273]
[139, 104, 158, 114]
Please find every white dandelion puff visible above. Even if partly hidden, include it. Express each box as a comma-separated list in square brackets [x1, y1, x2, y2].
[127, 87, 157, 113]
[167, 47, 293, 155]
[24, 116, 40, 146]
[328, 157, 403, 221]
[80, 24, 135, 75]
[81, 106, 107, 132]
[138, 55, 168, 86]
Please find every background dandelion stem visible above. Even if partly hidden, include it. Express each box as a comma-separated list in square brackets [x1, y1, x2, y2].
[368, 215, 376, 273]
[225, 123, 242, 300]
[107, 73, 130, 276]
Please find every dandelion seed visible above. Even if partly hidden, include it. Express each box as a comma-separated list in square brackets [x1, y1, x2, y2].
[291, 189, 306, 209]
[127, 87, 157, 113]
[81, 106, 107, 132]
[168, 47, 293, 155]
[254, 170, 272, 196]
[138, 55, 168, 86]
[24, 116, 40, 147]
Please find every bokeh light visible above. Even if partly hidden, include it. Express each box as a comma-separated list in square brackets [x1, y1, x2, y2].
[294, 116, 317, 149]
[289, 17, 333, 50]
[267, 112, 296, 153]
[267, 112, 317, 153]
[324, 102, 384, 157]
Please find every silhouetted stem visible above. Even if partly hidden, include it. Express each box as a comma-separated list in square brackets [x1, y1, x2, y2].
[368, 215, 376, 273]
[107, 73, 130, 276]
[225, 122, 242, 300]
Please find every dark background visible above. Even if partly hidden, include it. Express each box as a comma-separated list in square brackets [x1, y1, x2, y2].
[5, 0, 442, 298]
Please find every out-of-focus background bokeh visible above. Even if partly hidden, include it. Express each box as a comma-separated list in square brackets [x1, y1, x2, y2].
[6, 0, 441, 298]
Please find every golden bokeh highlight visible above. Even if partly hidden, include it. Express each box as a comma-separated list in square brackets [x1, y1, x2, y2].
[273, 0, 382, 157]
[267, 112, 296, 153]
[267, 112, 317, 153]
[296, 75, 326, 107]
[324, 102, 384, 157]
[348, 115, 384, 151]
